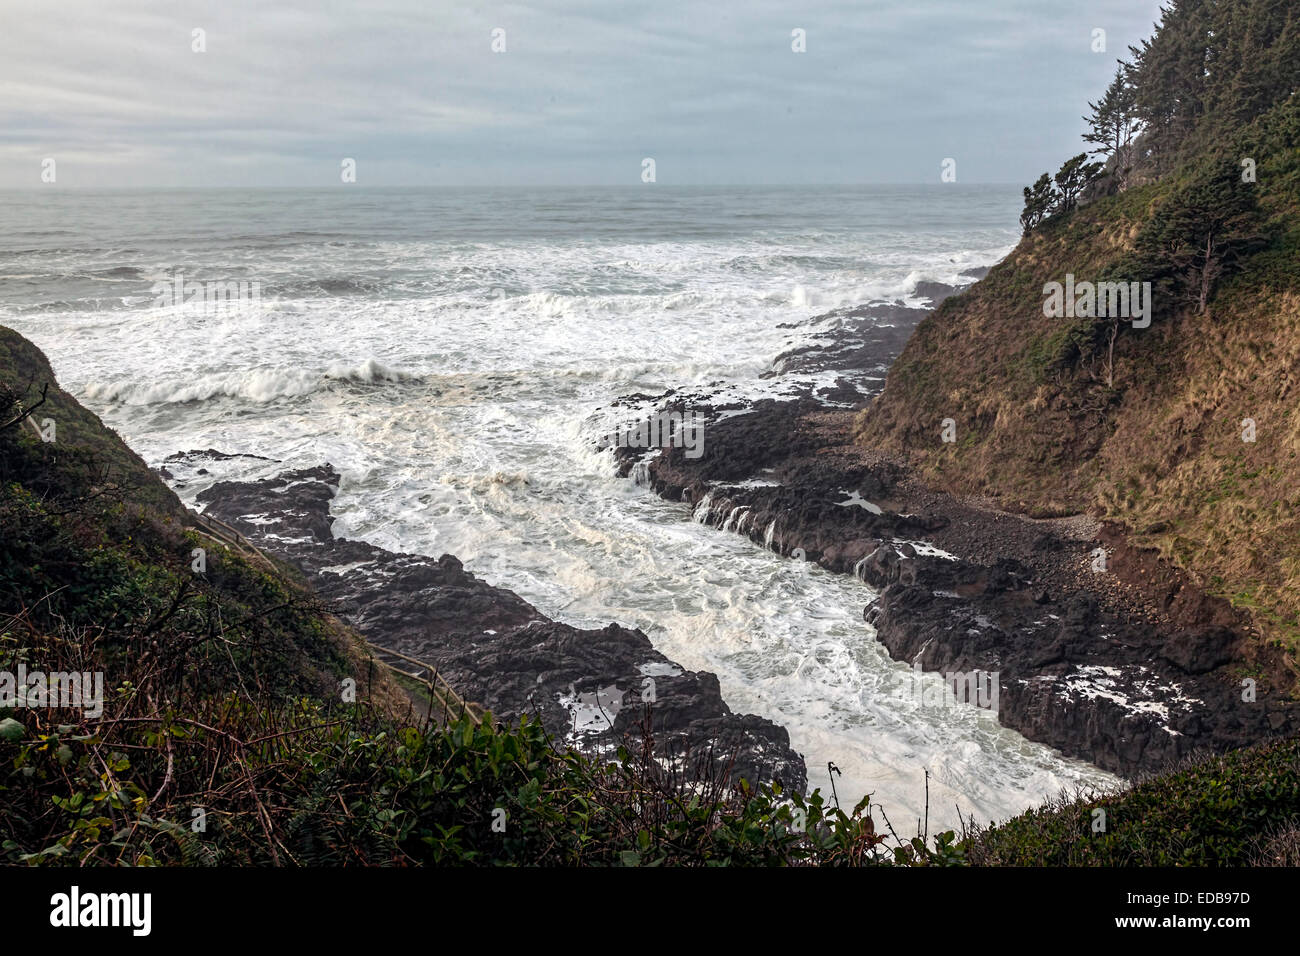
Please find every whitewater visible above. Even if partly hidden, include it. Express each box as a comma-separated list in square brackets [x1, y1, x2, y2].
[0, 185, 1120, 829]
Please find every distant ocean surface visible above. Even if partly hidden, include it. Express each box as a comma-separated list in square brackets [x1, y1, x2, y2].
[0, 186, 1118, 825]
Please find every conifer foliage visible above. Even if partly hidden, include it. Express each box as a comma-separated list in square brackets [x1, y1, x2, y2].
[1021, 0, 1299, 233]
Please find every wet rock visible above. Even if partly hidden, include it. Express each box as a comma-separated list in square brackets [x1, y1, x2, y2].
[197, 465, 806, 793]
[607, 296, 1300, 779]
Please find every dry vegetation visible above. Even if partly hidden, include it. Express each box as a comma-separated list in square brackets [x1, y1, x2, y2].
[857, 87, 1300, 665]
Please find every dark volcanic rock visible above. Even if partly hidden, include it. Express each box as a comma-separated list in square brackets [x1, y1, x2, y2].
[913, 281, 962, 305]
[1159, 626, 1238, 675]
[196, 465, 806, 792]
[165, 448, 279, 464]
[605, 274, 1300, 780]
[623, 407, 1300, 777]
[863, 574, 1299, 777]
[764, 301, 932, 406]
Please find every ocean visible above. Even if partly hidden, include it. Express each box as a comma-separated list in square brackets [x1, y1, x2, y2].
[0, 185, 1118, 826]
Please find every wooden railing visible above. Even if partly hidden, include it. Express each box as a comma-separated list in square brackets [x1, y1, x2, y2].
[188, 510, 486, 727]
[190, 517, 281, 576]
[364, 642, 486, 727]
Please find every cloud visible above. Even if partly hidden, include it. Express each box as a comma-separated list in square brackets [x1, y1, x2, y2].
[0, 0, 1167, 186]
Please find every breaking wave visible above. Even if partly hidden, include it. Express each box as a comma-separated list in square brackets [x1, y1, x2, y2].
[83, 358, 413, 405]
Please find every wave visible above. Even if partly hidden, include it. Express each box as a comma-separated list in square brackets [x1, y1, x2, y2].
[266, 276, 383, 297]
[11, 299, 136, 314]
[82, 358, 413, 406]
[0, 265, 148, 283]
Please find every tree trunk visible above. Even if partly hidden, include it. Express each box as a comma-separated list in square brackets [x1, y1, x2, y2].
[1107, 318, 1118, 388]
[1199, 232, 1214, 314]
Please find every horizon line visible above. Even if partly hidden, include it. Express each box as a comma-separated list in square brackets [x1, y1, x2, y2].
[0, 181, 1027, 191]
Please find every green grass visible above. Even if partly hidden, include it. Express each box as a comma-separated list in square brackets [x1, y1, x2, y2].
[968, 736, 1300, 866]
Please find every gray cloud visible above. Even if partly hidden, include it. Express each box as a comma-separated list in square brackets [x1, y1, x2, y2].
[0, 0, 1166, 186]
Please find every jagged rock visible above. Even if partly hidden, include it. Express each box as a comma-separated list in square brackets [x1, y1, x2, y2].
[612, 383, 1300, 779]
[197, 465, 806, 793]
[1159, 626, 1237, 675]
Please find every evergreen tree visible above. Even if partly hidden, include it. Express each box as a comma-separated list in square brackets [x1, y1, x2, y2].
[1020, 173, 1055, 235]
[1128, 0, 1212, 167]
[1127, 0, 1299, 168]
[1083, 66, 1141, 187]
[1135, 157, 1266, 314]
[1022, 0, 1297, 242]
[1053, 154, 1104, 213]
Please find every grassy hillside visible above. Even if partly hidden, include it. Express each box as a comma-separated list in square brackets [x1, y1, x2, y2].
[857, 7, 1300, 661]
[968, 735, 1300, 866]
[0, 328, 185, 522]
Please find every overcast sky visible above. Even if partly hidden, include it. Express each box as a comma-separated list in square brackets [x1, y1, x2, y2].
[0, 0, 1168, 188]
